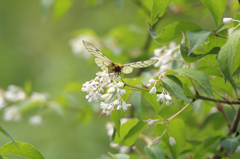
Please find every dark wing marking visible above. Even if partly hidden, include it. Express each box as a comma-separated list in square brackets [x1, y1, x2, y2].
[94, 57, 112, 72]
[121, 66, 134, 74]
[82, 40, 113, 63]
[122, 59, 158, 68]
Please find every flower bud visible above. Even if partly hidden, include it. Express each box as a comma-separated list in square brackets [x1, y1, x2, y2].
[164, 94, 172, 101]
[152, 136, 161, 145]
[149, 86, 157, 95]
[108, 87, 115, 93]
[223, 18, 233, 24]
[169, 137, 176, 146]
[149, 78, 156, 85]
[228, 28, 235, 35]
[147, 119, 158, 127]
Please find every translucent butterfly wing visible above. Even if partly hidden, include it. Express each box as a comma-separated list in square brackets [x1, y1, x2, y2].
[82, 40, 113, 63]
[122, 59, 158, 68]
[121, 66, 134, 74]
[94, 57, 112, 73]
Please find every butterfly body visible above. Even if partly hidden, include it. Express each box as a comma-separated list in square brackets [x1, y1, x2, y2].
[83, 40, 158, 74]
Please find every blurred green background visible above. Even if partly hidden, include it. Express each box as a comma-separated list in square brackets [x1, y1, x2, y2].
[0, 0, 238, 158]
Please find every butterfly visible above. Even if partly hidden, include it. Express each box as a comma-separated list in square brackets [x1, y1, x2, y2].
[82, 40, 158, 74]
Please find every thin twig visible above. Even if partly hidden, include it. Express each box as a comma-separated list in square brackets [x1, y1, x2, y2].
[167, 99, 195, 122]
[212, 89, 227, 100]
[214, 32, 228, 39]
[216, 103, 231, 126]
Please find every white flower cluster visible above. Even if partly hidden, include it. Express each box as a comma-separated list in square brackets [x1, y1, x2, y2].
[223, 17, 240, 35]
[147, 78, 175, 106]
[82, 71, 131, 115]
[151, 42, 180, 72]
[0, 85, 46, 126]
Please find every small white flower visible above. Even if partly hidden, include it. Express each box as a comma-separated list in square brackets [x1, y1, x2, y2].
[117, 105, 121, 110]
[147, 119, 159, 127]
[158, 72, 166, 79]
[110, 143, 119, 148]
[149, 86, 157, 95]
[164, 94, 172, 101]
[116, 88, 126, 98]
[101, 94, 112, 102]
[3, 105, 21, 121]
[223, 18, 233, 24]
[228, 28, 235, 35]
[169, 41, 176, 49]
[169, 137, 176, 146]
[113, 99, 120, 106]
[154, 46, 167, 56]
[122, 101, 131, 111]
[152, 136, 161, 145]
[115, 82, 124, 87]
[119, 146, 131, 153]
[157, 93, 165, 103]
[105, 122, 114, 136]
[100, 102, 109, 110]
[148, 78, 156, 85]
[4, 85, 26, 102]
[108, 87, 115, 93]
[30, 92, 48, 102]
[29, 115, 42, 126]
[0, 96, 6, 109]
[147, 83, 151, 88]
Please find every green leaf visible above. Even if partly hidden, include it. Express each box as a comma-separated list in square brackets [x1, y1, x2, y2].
[182, 84, 196, 99]
[180, 33, 220, 62]
[111, 109, 121, 138]
[196, 66, 222, 77]
[155, 21, 201, 44]
[151, 0, 171, 25]
[142, 91, 160, 114]
[186, 30, 212, 55]
[220, 137, 239, 156]
[121, 120, 148, 146]
[160, 75, 193, 106]
[146, 145, 165, 159]
[0, 142, 44, 159]
[54, 0, 72, 21]
[131, 90, 142, 119]
[114, 120, 138, 143]
[0, 125, 18, 148]
[200, 0, 227, 25]
[18, 100, 44, 113]
[173, 68, 214, 97]
[155, 119, 186, 159]
[232, 40, 240, 76]
[194, 136, 222, 159]
[218, 30, 240, 92]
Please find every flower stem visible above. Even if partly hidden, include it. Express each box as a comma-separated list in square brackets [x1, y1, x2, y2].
[166, 102, 191, 122]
